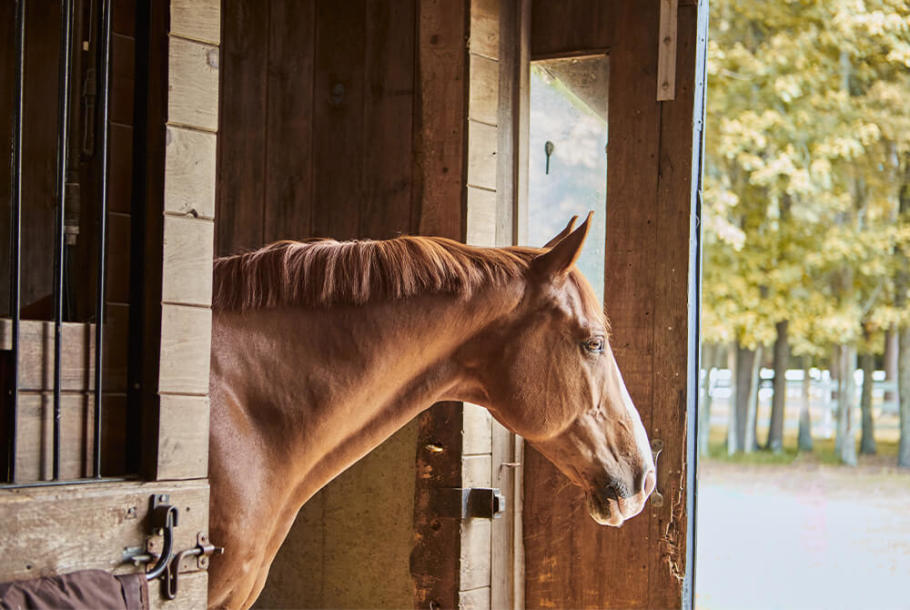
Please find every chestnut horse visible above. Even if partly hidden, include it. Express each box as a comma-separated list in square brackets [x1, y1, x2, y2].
[207, 214, 655, 608]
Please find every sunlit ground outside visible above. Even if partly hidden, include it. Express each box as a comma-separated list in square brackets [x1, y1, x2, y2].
[695, 387, 910, 610]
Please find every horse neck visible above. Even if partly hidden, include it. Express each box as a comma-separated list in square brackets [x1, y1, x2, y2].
[209, 282, 522, 504]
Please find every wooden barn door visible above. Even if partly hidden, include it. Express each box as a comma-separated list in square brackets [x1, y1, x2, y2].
[0, 1, 220, 607]
[521, 1, 707, 608]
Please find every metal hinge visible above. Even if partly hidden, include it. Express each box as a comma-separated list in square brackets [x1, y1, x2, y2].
[430, 487, 506, 520]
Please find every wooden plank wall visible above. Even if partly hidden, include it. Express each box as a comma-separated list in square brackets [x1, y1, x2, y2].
[522, 0, 702, 608]
[217, 1, 468, 607]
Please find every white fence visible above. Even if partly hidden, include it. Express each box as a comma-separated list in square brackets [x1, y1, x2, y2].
[700, 368, 899, 439]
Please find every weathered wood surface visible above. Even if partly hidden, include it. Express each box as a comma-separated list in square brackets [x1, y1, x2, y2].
[657, 0, 679, 100]
[0, 314, 128, 393]
[0, 480, 209, 581]
[167, 37, 219, 131]
[164, 126, 217, 219]
[157, 304, 212, 396]
[11, 392, 127, 481]
[156, 395, 210, 480]
[530, 0, 613, 59]
[522, 1, 702, 608]
[161, 215, 215, 307]
[170, 0, 221, 45]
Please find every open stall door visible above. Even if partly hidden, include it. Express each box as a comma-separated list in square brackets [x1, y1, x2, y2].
[0, 1, 220, 606]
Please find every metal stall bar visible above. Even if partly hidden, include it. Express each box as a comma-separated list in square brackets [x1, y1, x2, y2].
[7, 0, 27, 484]
[52, 0, 76, 481]
[93, 0, 113, 479]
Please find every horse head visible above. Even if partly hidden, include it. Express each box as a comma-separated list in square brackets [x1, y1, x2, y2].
[465, 213, 655, 526]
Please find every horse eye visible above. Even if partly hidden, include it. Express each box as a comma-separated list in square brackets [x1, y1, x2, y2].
[583, 337, 605, 354]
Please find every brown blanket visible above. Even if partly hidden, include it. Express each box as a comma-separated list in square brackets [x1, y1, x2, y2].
[0, 570, 148, 610]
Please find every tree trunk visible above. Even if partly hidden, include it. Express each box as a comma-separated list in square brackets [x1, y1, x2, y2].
[699, 343, 717, 457]
[727, 344, 739, 455]
[899, 327, 910, 468]
[744, 344, 763, 454]
[798, 357, 813, 452]
[885, 327, 898, 404]
[859, 350, 877, 455]
[835, 344, 858, 466]
[897, 159, 910, 468]
[767, 320, 789, 452]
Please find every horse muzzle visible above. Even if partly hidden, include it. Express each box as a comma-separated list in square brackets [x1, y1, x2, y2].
[586, 468, 656, 527]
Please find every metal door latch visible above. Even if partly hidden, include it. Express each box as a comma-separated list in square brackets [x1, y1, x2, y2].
[165, 532, 224, 600]
[431, 487, 506, 520]
[125, 495, 223, 601]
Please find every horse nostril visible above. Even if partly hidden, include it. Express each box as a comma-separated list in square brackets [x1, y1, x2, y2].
[641, 469, 656, 497]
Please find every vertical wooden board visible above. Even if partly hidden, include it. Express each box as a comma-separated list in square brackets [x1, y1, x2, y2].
[264, 0, 315, 243]
[109, 124, 134, 214]
[470, 0, 500, 60]
[469, 54, 500, 126]
[466, 187, 497, 247]
[462, 454, 492, 487]
[12, 392, 129, 482]
[311, 0, 366, 240]
[412, 402, 464, 609]
[158, 304, 212, 396]
[463, 402, 493, 454]
[490, 422, 518, 610]
[460, 518, 492, 591]
[168, 37, 219, 131]
[412, 0, 467, 240]
[459, 586, 491, 610]
[165, 126, 217, 219]
[111, 34, 136, 126]
[648, 5, 700, 606]
[657, 0, 679, 100]
[156, 394, 209, 480]
[161, 215, 215, 306]
[14, 392, 93, 481]
[170, 0, 221, 45]
[0, 0, 12, 315]
[106, 213, 131, 304]
[530, 0, 613, 59]
[113, 0, 136, 36]
[0, 318, 125, 393]
[20, 6, 60, 311]
[467, 121, 498, 191]
[495, 0, 518, 248]
[216, 0, 268, 255]
[359, 0, 416, 239]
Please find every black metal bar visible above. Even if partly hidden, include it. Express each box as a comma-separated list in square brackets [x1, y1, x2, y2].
[93, 0, 113, 479]
[7, 0, 27, 485]
[53, 0, 76, 481]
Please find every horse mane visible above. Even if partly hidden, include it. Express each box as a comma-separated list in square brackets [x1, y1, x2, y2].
[212, 236, 542, 312]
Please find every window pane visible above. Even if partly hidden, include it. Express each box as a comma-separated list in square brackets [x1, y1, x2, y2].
[528, 55, 608, 294]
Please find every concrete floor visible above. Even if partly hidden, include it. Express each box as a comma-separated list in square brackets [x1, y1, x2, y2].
[695, 459, 910, 610]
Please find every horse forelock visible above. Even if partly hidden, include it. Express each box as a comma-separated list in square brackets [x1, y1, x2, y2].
[212, 236, 541, 312]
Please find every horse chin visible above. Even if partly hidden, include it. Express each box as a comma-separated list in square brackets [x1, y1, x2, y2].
[585, 492, 625, 527]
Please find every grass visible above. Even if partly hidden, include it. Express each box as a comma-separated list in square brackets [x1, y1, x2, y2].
[703, 425, 900, 467]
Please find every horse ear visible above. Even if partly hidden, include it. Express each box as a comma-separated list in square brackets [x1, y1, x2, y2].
[532, 211, 593, 279]
[542, 215, 578, 248]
